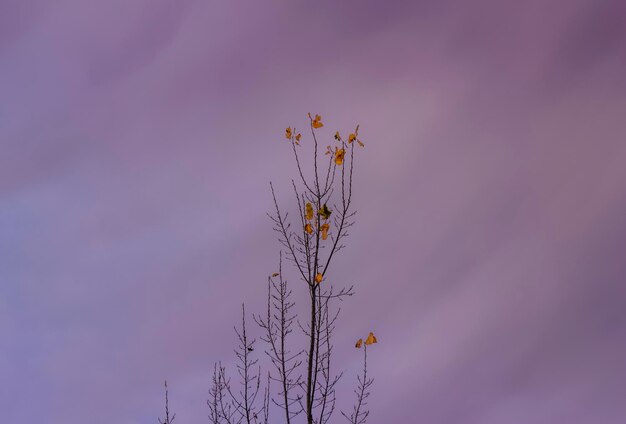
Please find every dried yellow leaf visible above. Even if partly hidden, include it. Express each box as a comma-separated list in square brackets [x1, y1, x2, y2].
[335, 148, 345, 166]
[271, 272, 279, 277]
[318, 204, 332, 220]
[353, 125, 364, 146]
[325, 146, 332, 155]
[315, 273, 323, 284]
[365, 332, 377, 345]
[348, 133, 356, 144]
[334, 131, 341, 141]
[312, 114, 324, 129]
[285, 127, 292, 139]
[305, 202, 314, 221]
[320, 223, 329, 240]
[305, 223, 313, 234]
[355, 338, 363, 349]
[295, 133, 301, 142]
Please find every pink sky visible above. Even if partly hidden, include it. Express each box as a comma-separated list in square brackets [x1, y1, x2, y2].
[2, 1, 626, 423]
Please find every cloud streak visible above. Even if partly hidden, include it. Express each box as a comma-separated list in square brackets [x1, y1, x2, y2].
[1, 1, 625, 423]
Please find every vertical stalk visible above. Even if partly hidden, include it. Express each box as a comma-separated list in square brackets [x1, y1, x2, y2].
[306, 284, 317, 424]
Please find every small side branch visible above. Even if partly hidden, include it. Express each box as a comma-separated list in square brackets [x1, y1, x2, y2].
[224, 304, 262, 424]
[341, 346, 374, 424]
[254, 253, 304, 423]
[158, 380, 176, 424]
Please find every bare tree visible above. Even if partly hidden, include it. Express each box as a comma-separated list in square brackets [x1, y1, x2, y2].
[208, 113, 377, 424]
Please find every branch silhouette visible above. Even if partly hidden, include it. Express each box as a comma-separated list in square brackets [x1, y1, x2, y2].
[161, 114, 377, 424]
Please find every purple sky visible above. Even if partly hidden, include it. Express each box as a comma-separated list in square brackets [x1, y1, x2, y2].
[2, 1, 626, 423]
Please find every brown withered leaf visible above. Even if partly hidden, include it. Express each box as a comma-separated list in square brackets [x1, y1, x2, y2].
[365, 332, 377, 345]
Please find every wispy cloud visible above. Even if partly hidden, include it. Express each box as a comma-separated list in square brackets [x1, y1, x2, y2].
[1, 1, 625, 423]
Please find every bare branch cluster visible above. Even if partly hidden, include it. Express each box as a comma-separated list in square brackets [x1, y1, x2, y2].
[254, 252, 304, 423]
[161, 114, 376, 424]
[208, 306, 266, 424]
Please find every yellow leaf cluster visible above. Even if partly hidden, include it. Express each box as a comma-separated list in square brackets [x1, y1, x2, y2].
[311, 114, 324, 129]
[286, 119, 365, 150]
[315, 273, 323, 284]
[356, 332, 378, 348]
[305, 223, 313, 234]
[284, 127, 301, 144]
